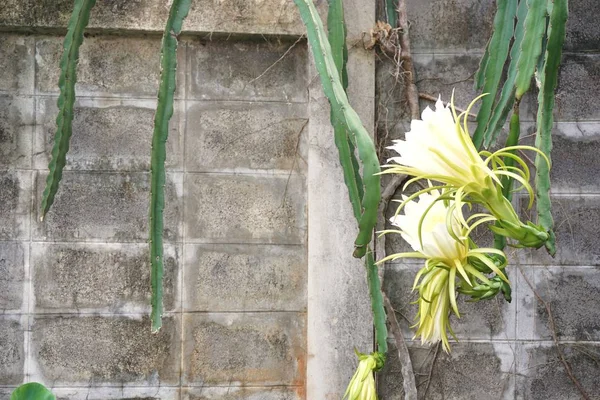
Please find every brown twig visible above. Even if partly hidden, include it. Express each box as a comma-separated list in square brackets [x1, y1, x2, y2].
[383, 292, 418, 400]
[397, 0, 419, 120]
[518, 267, 591, 400]
[418, 92, 478, 118]
[422, 342, 440, 400]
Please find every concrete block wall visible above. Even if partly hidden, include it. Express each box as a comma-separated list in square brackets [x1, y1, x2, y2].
[0, 1, 361, 398]
[378, 1, 600, 399]
[0, 0, 379, 398]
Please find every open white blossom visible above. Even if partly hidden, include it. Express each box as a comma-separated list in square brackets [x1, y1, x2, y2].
[387, 97, 492, 189]
[384, 95, 549, 249]
[389, 189, 467, 262]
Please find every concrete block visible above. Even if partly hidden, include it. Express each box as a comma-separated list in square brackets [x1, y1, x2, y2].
[565, 0, 600, 51]
[411, 53, 537, 122]
[50, 387, 179, 400]
[184, 173, 306, 244]
[0, 96, 33, 169]
[35, 35, 184, 98]
[29, 0, 169, 32]
[33, 171, 182, 242]
[516, 343, 600, 400]
[32, 243, 179, 313]
[542, 122, 600, 193]
[518, 195, 600, 266]
[0, 170, 31, 240]
[405, 0, 496, 52]
[0, 0, 35, 26]
[516, 266, 600, 341]
[0, 316, 25, 385]
[384, 263, 516, 341]
[183, 244, 306, 312]
[34, 97, 183, 171]
[182, 387, 302, 400]
[555, 54, 600, 121]
[1, 0, 326, 36]
[185, 0, 326, 36]
[379, 341, 515, 400]
[0, 34, 33, 94]
[0, 242, 26, 312]
[31, 315, 180, 386]
[187, 39, 307, 102]
[182, 312, 305, 386]
[184, 101, 308, 173]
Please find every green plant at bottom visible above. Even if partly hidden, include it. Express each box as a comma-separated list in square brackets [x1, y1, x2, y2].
[10, 383, 55, 400]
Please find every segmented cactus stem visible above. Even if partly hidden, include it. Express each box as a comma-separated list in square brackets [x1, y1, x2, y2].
[150, 0, 191, 332]
[40, 0, 96, 220]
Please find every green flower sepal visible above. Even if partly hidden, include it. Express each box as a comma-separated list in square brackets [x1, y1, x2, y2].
[458, 274, 512, 302]
[489, 219, 549, 249]
[343, 350, 385, 400]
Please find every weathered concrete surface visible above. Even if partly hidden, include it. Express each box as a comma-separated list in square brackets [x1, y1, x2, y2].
[565, 0, 600, 51]
[187, 39, 307, 102]
[517, 266, 600, 341]
[555, 54, 600, 121]
[33, 171, 182, 242]
[0, 35, 33, 94]
[518, 195, 600, 266]
[31, 315, 180, 386]
[32, 243, 179, 313]
[184, 101, 308, 173]
[184, 173, 306, 244]
[1, 2, 316, 399]
[305, 1, 376, 399]
[35, 36, 184, 98]
[0, 170, 31, 240]
[516, 343, 600, 400]
[545, 122, 600, 193]
[183, 244, 307, 312]
[183, 312, 306, 386]
[0, 242, 26, 312]
[34, 98, 183, 171]
[0, 96, 33, 169]
[0, 0, 327, 36]
[379, 342, 515, 400]
[50, 387, 179, 400]
[405, 0, 495, 52]
[0, 316, 25, 385]
[182, 387, 302, 400]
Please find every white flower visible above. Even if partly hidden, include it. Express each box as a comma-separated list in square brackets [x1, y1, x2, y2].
[389, 189, 467, 262]
[384, 94, 549, 249]
[387, 97, 491, 188]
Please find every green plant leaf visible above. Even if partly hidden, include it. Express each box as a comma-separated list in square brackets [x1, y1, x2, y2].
[40, 0, 96, 220]
[472, 0, 518, 150]
[514, 0, 548, 98]
[294, 0, 381, 259]
[326, 0, 387, 355]
[534, 0, 568, 256]
[328, 0, 363, 221]
[11, 383, 56, 400]
[483, 0, 528, 148]
[385, 0, 398, 27]
[150, 0, 191, 333]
